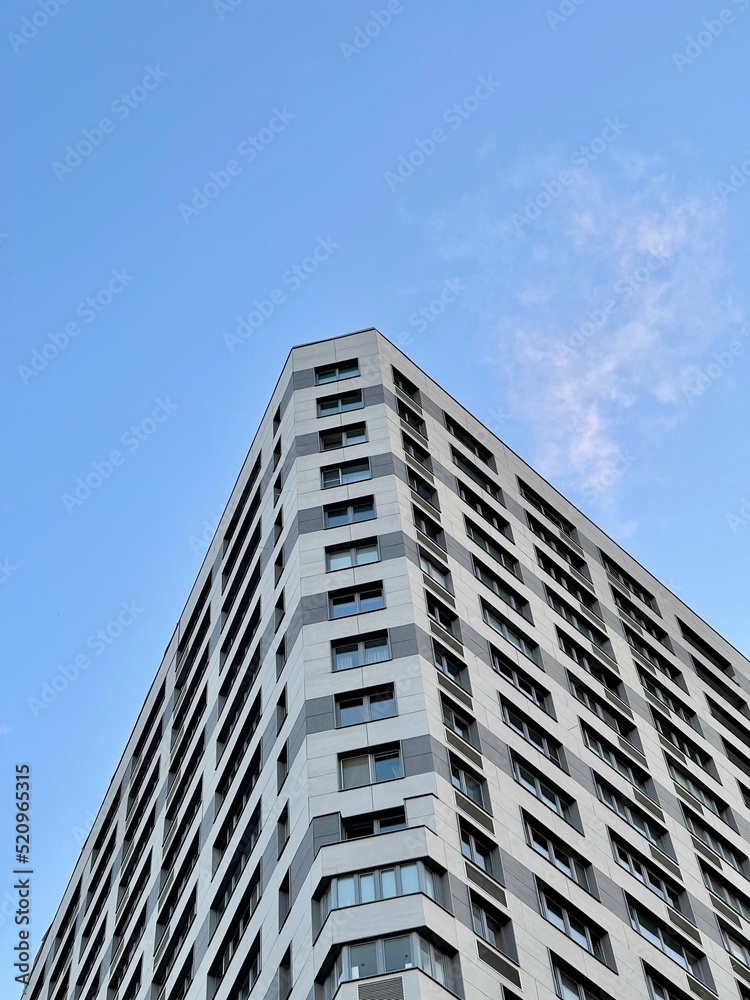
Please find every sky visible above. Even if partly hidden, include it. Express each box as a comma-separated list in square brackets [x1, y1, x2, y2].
[2, 0, 750, 982]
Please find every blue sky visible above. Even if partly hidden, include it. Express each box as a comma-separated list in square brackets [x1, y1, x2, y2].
[2, 0, 750, 977]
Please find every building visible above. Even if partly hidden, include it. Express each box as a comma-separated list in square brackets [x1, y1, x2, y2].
[24, 327, 750, 1000]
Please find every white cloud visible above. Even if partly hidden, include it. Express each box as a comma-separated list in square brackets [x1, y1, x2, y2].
[428, 153, 740, 504]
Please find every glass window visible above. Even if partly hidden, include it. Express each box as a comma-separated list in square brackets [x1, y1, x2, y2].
[419, 550, 451, 590]
[466, 518, 519, 575]
[473, 557, 529, 615]
[341, 755, 370, 789]
[461, 823, 496, 876]
[359, 873, 376, 903]
[349, 941, 377, 979]
[324, 498, 375, 528]
[373, 749, 402, 782]
[413, 508, 444, 547]
[326, 539, 379, 571]
[329, 585, 385, 619]
[482, 601, 539, 663]
[337, 876, 355, 907]
[315, 359, 360, 385]
[317, 390, 364, 416]
[384, 935, 412, 972]
[320, 423, 368, 451]
[340, 746, 402, 788]
[451, 759, 486, 808]
[381, 869, 397, 898]
[321, 459, 371, 489]
[491, 647, 551, 712]
[433, 643, 468, 689]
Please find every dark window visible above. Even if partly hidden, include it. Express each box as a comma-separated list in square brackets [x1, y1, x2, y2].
[319, 422, 368, 451]
[445, 413, 494, 465]
[335, 686, 396, 726]
[329, 583, 385, 619]
[317, 389, 364, 416]
[315, 359, 360, 384]
[321, 458, 371, 489]
[332, 631, 390, 670]
[324, 496, 375, 528]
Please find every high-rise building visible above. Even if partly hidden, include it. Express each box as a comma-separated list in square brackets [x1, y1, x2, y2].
[25, 328, 750, 1000]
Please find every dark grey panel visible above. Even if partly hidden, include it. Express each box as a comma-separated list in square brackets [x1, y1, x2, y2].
[305, 696, 335, 735]
[295, 431, 320, 458]
[293, 368, 315, 390]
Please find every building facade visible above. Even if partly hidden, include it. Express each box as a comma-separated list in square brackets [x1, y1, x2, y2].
[24, 328, 750, 1000]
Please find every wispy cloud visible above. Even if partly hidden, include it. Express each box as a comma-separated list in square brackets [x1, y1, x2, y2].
[429, 150, 740, 507]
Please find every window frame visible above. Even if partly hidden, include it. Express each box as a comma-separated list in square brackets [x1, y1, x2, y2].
[335, 686, 397, 728]
[323, 496, 376, 529]
[315, 359, 360, 385]
[328, 583, 386, 620]
[316, 389, 364, 417]
[339, 744, 403, 789]
[319, 422, 368, 452]
[325, 537, 380, 571]
[321, 458, 372, 489]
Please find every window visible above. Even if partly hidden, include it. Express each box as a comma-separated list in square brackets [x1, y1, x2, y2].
[277, 743, 288, 792]
[547, 588, 612, 653]
[275, 636, 287, 678]
[320, 861, 438, 919]
[273, 471, 282, 505]
[701, 862, 750, 921]
[492, 647, 552, 713]
[624, 626, 678, 679]
[552, 959, 616, 1000]
[482, 600, 540, 663]
[527, 513, 588, 573]
[460, 820, 498, 877]
[473, 557, 529, 616]
[278, 946, 292, 1000]
[628, 900, 703, 976]
[413, 507, 445, 548]
[525, 816, 591, 891]
[645, 970, 698, 1000]
[315, 358, 359, 384]
[419, 548, 451, 590]
[273, 509, 283, 543]
[276, 687, 287, 735]
[402, 432, 430, 469]
[277, 805, 289, 855]
[452, 447, 501, 499]
[677, 617, 734, 676]
[209, 883, 259, 990]
[393, 367, 419, 401]
[324, 496, 375, 528]
[274, 589, 285, 630]
[332, 631, 390, 670]
[397, 399, 426, 436]
[471, 895, 514, 954]
[693, 655, 747, 709]
[433, 642, 469, 691]
[342, 808, 406, 839]
[274, 549, 284, 585]
[638, 670, 697, 727]
[323, 933, 453, 999]
[457, 479, 511, 535]
[325, 538, 379, 570]
[612, 589, 671, 646]
[445, 413, 494, 465]
[223, 934, 260, 1000]
[340, 745, 403, 789]
[652, 712, 710, 768]
[540, 887, 607, 961]
[278, 870, 290, 928]
[321, 458, 371, 488]
[611, 834, 684, 910]
[683, 807, 747, 873]
[329, 583, 385, 619]
[467, 519, 519, 575]
[512, 756, 574, 822]
[408, 468, 439, 507]
[442, 697, 478, 748]
[666, 758, 726, 817]
[335, 686, 396, 726]
[557, 630, 622, 694]
[595, 778, 668, 849]
[537, 549, 599, 610]
[568, 674, 635, 741]
[273, 405, 281, 434]
[273, 439, 281, 469]
[502, 698, 562, 766]
[317, 389, 364, 416]
[319, 422, 368, 451]
[450, 755, 487, 809]
[426, 594, 461, 639]
[519, 480, 576, 538]
[582, 726, 651, 796]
